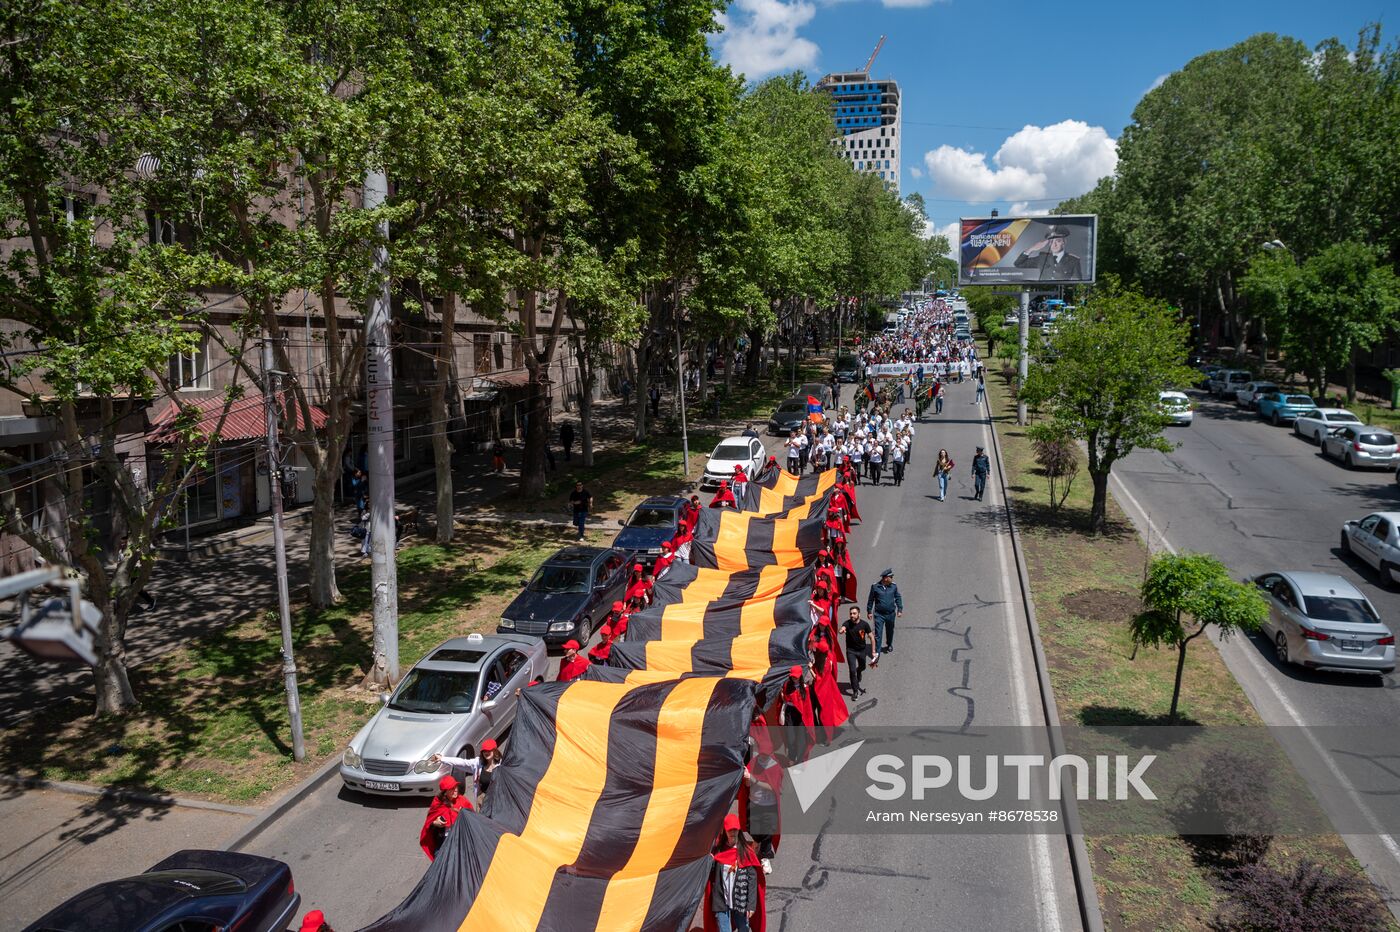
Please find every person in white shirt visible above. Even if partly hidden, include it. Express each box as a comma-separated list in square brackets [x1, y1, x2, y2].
[868, 441, 884, 485]
[891, 443, 906, 486]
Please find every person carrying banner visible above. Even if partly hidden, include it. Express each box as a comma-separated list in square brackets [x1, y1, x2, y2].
[556, 640, 590, 681]
[741, 745, 783, 874]
[731, 463, 749, 503]
[587, 624, 614, 663]
[710, 479, 738, 508]
[430, 737, 504, 808]
[779, 666, 816, 765]
[419, 775, 472, 860]
[705, 814, 762, 932]
[810, 640, 850, 740]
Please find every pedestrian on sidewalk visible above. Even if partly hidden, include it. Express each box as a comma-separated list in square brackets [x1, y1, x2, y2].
[972, 371, 985, 406]
[648, 383, 661, 417]
[971, 445, 991, 502]
[491, 439, 506, 473]
[117, 535, 157, 611]
[350, 468, 368, 513]
[933, 449, 954, 501]
[620, 378, 632, 408]
[840, 606, 872, 696]
[559, 422, 574, 461]
[568, 481, 592, 540]
[866, 569, 903, 654]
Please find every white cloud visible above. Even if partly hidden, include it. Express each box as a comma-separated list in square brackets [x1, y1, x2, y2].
[926, 220, 958, 258]
[715, 0, 820, 80]
[922, 120, 1118, 206]
[1008, 202, 1051, 217]
[909, 165, 924, 179]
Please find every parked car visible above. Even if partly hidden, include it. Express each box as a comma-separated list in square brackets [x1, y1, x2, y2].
[613, 496, 685, 566]
[797, 382, 834, 410]
[1256, 391, 1315, 425]
[1321, 424, 1400, 469]
[1197, 364, 1223, 390]
[1157, 391, 1193, 425]
[1252, 571, 1394, 675]
[1234, 380, 1277, 409]
[1341, 513, 1400, 588]
[834, 354, 862, 382]
[701, 435, 765, 489]
[767, 397, 811, 436]
[21, 849, 300, 932]
[1293, 407, 1362, 444]
[1208, 369, 1251, 399]
[497, 546, 628, 646]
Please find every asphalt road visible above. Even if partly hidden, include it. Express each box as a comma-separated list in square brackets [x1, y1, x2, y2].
[244, 377, 1081, 931]
[1112, 389, 1400, 911]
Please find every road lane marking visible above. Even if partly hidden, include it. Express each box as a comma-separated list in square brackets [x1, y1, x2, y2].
[870, 519, 885, 549]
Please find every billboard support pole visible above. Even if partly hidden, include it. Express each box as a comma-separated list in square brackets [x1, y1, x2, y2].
[1017, 288, 1029, 426]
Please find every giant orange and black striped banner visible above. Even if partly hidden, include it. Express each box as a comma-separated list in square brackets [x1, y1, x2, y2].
[644, 564, 814, 620]
[359, 677, 755, 932]
[688, 501, 828, 572]
[739, 467, 837, 514]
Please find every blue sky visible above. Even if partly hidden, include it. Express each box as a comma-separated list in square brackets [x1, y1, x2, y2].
[713, 0, 1393, 244]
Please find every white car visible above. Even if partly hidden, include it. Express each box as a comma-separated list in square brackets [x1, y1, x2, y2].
[1342, 512, 1400, 588]
[1208, 369, 1251, 398]
[701, 435, 765, 490]
[1234, 381, 1277, 409]
[1293, 407, 1362, 444]
[1253, 570, 1394, 675]
[1321, 425, 1400, 470]
[1158, 391, 1193, 425]
[340, 633, 547, 796]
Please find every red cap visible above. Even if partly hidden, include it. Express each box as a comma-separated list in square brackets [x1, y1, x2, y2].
[661, 540, 673, 551]
[299, 911, 326, 932]
[480, 738, 497, 753]
[819, 549, 830, 556]
[789, 665, 803, 678]
[438, 775, 458, 792]
[612, 601, 625, 612]
[633, 563, 644, 572]
[563, 639, 580, 651]
[723, 812, 742, 831]
[599, 624, 612, 636]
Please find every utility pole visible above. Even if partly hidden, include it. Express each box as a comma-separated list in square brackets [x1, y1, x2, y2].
[1017, 288, 1030, 426]
[363, 168, 400, 687]
[675, 300, 689, 479]
[263, 339, 305, 762]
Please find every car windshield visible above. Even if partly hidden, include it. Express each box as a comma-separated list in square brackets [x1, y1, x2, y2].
[1161, 395, 1188, 408]
[711, 445, 750, 461]
[528, 565, 589, 593]
[627, 506, 675, 528]
[778, 401, 806, 413]
[390, 668, 481, 713]
[1304, 596, 1380, 625]
[1361, 433, 1396, 446]
[836, 356, 858, 368]
[1285, 396, 1312, 405]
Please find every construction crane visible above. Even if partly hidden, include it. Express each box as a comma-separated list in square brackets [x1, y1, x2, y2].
[862, 36, 886, 75]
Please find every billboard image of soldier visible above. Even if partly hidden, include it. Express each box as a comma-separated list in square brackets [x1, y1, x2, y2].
[958, 215, 1097, 285]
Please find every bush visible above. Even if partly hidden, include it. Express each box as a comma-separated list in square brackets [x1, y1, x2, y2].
[1030, 427, 1079, 512]
[1213, 859, 1389, 932]
[1170, 749, 1275, 868]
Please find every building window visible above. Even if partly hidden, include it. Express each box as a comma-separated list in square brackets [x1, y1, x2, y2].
[473, 333, 491, 373]
[169, 336, 210, 390]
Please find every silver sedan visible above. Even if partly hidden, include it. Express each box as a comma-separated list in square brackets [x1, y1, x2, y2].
[1321, 425, 1400, 469]
[1252, 571, 1394, 675]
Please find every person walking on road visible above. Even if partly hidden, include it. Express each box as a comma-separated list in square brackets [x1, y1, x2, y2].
[934, 379, 944, 415]
[568, 480, 592, 540]
[971, 445, 991, 502]
[420, 775, 471, 861]
[933, 449, 954, 502]
[648, 383, 662, 418]
[559, 422, 575, 461]
[972, 371, 985, 406]
[840, 605, 873, 696]
[491, 439, 507, 474]
[708, 813, 759, 932]
[866, 569, 903, 654]
[890, 443, 905, 487]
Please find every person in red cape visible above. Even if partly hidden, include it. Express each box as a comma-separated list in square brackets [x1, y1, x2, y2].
[809, 640, 850, 741]
[779, 665, 815, 765]
[832, 503, 850, 533]
[822, 514, 845, 549]
[682, 495, 702, 530]
[556, 640, 590, 681]
[808, 589, 844, 664]
[653, 539, 677, 577]
[835, 480, 861, 523]
[587, 624, 614, 663]
[829, 538, 858, 602]
[602, 600, 629, 640]
[814, 550, 838, 592]
[703, 813, 765, 932]
[298, 909, 333, 932]
[419, 774, 472, 860]
[709, 479, 737, 508]
[740, 741, 783, 873]
[625, 570, 652, 608]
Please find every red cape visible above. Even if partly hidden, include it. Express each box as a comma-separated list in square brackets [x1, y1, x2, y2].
[587, 642, 612, 663]
[810, 617, 844, 664]
[837, 484, 862, 522]
[419, 796, 471, 859]
[832, 550, 858, 602]
[810, 656, 850, 740]
[702, 843, 767, 932]
[781, 679, 816, 753]
[557, 656, 590, 682]
[709, 488, 737, 508]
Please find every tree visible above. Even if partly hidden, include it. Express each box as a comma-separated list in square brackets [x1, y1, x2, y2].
[1020, 288, 1199, 534]
[1131, 553, 1267, 723]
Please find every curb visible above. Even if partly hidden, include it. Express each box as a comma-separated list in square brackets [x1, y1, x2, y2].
[982, 385, 1107, 932]
[0, 774, 261, 816]
[224, 754, 343, 852]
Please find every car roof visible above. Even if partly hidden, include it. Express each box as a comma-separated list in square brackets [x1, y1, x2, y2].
[1312, 408, 1356, 415]
[1159, 390, 1188, 398]
[715, 436, 754, 448]
[1274, 571, 1367, 600]
[1352, 425, 1396, 434]
[543, 545, 613, 565]
[636, 496, 684, 509]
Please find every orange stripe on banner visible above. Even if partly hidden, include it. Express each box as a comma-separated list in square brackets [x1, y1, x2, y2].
[593, 678, 722, 930]
[769, 516, 805, 568]
[740, 566, 789, 636]
[459, 682, 629, 931]
[660, 570, 733, 641]
[713, 512, 755, 572]
[755, 485, 787, 514]
[728, 630, 779, 680]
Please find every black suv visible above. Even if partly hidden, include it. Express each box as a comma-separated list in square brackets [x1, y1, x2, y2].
[613, 497, 685, 568]
[497, 546, 628, 647]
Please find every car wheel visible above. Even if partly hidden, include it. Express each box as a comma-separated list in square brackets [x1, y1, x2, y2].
[1341, 531, 1352, 555]
[1383, 562, 1400, 591]
[1275, 632, 1290, 666]
[577, 616, 592, 645]
[1346, 453, 1355, 469]
[1271, 412, 1280, 426]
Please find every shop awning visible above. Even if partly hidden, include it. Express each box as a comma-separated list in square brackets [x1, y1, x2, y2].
[149, 392, 326, 443]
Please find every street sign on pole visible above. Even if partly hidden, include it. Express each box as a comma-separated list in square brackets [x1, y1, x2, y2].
[363, 169, 400, 688]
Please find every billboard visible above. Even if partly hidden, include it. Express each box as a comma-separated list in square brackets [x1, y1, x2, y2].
[958, 215, 1097, 285]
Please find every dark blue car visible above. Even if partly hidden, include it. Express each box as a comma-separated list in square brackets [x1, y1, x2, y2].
[22, 849, 300, 932]
[497, 546, 629, 646]
[612, 497, 685, 567]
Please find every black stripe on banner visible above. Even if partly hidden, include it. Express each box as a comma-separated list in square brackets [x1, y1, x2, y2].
[480, 681, 566, 829]
[747, 517, 777, 567]
[699, 566, 767, 641]
[534, 680, 681, 930]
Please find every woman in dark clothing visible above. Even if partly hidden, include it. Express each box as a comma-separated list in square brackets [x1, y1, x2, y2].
[706, 813, 760, 932]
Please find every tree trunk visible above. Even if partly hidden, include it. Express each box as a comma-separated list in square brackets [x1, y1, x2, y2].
[1089, 468, 1110, 535]
[745, 328, 763, 387]
[308, 464, 341, 607]
[571, 331, 596, 467]
[93, 631, 136, 715]
[431, 294, 457, 544]
[1346, 348, 1357, 405]
[1168, 633, 1198, 724]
